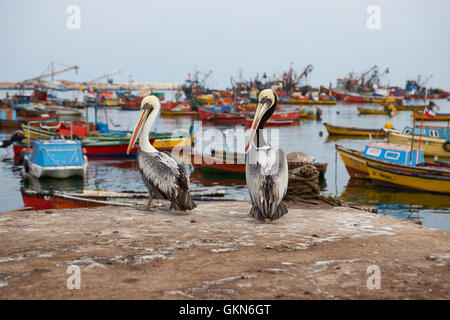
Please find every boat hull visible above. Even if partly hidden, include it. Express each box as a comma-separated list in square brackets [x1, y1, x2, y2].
[324, 123, 385, 137]
[28, 162, 88, 179]
[367, 164, 450, 194]
[336, 144, 450, 179]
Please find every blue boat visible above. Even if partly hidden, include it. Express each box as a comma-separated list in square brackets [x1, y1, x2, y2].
[362, 142, 424, 166]
[24, 139, 88, 179]
[401, 126, 450, 141]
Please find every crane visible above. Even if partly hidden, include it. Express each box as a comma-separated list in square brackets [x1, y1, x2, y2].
[88, 70, 121, 84]
[25, 62, 79, 82]
[294, 64, 314, 84]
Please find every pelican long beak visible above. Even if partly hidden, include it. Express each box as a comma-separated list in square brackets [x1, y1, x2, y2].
[245, 102, 266, 152]
[127, 108, 149, 154]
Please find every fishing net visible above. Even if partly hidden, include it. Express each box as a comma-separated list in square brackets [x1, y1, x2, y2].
[284, 152, 343, 206]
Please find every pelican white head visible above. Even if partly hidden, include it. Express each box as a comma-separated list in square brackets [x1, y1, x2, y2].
[126, 95, 161, 154]
[245, 89, 278, 152]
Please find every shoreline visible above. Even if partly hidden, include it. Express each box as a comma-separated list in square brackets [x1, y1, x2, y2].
[0, 201, 448, 299]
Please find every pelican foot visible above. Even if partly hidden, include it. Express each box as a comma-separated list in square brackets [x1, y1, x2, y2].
[158, 205, 172, 212]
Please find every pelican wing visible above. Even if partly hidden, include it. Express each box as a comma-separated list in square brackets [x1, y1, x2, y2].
[138, 150, 196, 210]
[138, 150, 183, 199]
[245, 148, 288, 220]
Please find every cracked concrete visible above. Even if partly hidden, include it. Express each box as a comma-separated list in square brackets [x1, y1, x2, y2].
[0, 201, 448, 299]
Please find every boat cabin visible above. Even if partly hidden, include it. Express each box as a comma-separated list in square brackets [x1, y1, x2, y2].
[30, 139, 85, 167]
[362, 143, 424, 166]
[402, 126, 450, 141]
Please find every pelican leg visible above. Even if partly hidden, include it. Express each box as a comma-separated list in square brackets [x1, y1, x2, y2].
[146, 193, 154, 211]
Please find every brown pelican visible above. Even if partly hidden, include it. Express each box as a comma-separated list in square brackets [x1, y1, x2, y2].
[127, 96, 196, 211]
[245, 89, 288, 221]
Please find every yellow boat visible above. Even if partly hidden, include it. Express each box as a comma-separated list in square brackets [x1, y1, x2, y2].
[411, 112, 450, 121]
[152, 136, 192, 151]
[290, 97, 336, 105]
[335, 144, 450, 179]
[324, 123, 386, 137]
[195, 95, 217, 105]
[367, 163, 450, 194]
[358, 106, 396, 115]
[382, 104, 424, 111]
[363, 96, 397, 104]
[387, 130, 450, 158]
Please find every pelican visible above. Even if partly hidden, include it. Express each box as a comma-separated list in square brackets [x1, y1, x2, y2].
[245, 89, 288, 221]
[127, 96, 196, 211]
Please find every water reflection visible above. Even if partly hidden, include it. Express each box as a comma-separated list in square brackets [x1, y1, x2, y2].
[340, 178, 450, 229]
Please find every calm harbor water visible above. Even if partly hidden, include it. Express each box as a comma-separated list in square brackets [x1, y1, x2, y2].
[1, 98, 449, 231]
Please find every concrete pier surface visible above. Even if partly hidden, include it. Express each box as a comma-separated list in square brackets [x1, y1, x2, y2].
[0, 201, 448, 299]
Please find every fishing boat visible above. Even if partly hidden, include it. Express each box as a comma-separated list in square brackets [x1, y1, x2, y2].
[23, 139, 88, 179]
[336, 143, 450, 179]
[198, 106, 245, 124]
[0, 108, 56, 129]
[386, 129, 450, 158]
[358, 106, 396, 115]
[323, 123, 386, 137]
[190, 151, 327, 178]
[411, 112, 450, 121]
[160, 104, 198, 116]
[20, 188, 226, 211]
[367, 163, 450, 194]
[244, 118, 295, 127]
[382, 104, 424, 111]
[289, 97, 336, 105]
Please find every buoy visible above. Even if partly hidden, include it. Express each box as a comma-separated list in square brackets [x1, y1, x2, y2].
[384, 122, 393, 129]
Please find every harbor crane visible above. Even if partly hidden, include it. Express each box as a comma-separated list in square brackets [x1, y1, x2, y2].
[25, 62, 79, 82]
[88, 70, 121, 84]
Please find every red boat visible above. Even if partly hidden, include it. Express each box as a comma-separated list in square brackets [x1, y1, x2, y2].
[191, 152, 327, 178]
[198, 107, 245, 124]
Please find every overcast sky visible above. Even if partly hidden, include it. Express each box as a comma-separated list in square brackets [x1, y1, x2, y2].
[1, 0, 449, 89]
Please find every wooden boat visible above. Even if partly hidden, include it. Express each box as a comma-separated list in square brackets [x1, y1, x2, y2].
[289, 97, 336, 105]
[190, 152, 327, 178]
[367, 163, 450, 194]
[20, 188, 226, 211]
[244, 118, 295, 127]
[323, 123, 386, 137]
[411, 112, 450, 121]
[160, 104, 198, 116]
[336, 144, 450, 179]
[358, 106, 393, 115]
[0, 108, 56, 129]
[198, 106, 245, 124]
[387, 130, 450, 158]
[382, 104, 424, 111]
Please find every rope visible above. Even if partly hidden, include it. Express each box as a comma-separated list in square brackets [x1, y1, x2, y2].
[284, 161, 343, 206]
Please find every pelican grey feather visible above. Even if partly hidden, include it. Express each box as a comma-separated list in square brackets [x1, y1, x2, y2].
[127, 95, 196, 211]
[245, 89, 289, 221]
[138, 150, 196, 211]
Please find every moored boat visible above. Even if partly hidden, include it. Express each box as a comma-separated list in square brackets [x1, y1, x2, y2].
[23, 139, 88, 179]
[411, 112, 450, 121]
[336, 143, 450, 179]
[323, 123, 386, 137]
[386, 130, 450, 158]
[367, 163, 450, 194]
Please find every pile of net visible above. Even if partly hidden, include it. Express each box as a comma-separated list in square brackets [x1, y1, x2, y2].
[284, 152, 343, 206]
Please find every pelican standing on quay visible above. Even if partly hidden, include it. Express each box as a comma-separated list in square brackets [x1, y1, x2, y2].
[245, 89, 289, 221]
[127, 96, 196, 211]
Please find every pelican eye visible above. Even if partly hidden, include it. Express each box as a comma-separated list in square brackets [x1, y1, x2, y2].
[143, 104, 154, 112]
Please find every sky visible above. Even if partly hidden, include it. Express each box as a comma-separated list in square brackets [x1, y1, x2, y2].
[1, 0, 449, 90]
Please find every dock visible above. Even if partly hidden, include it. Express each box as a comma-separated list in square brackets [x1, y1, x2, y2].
[0, 201, 448, 299]
[0, 81, 182, 91]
